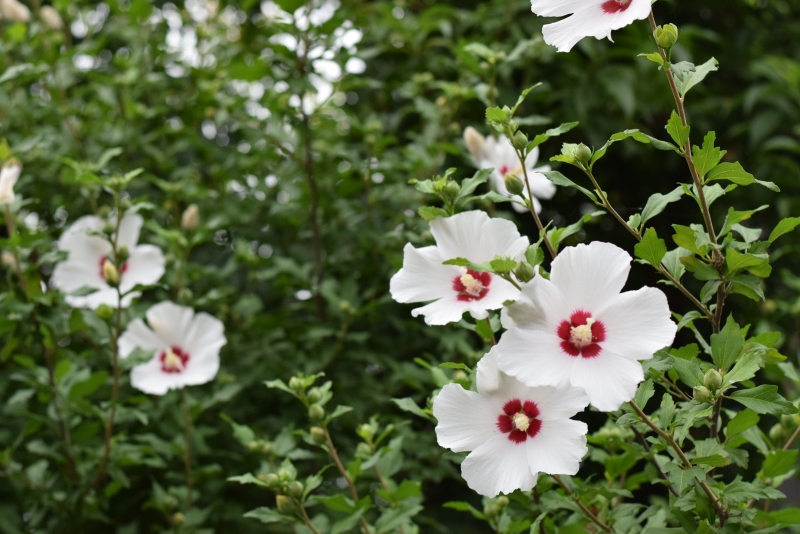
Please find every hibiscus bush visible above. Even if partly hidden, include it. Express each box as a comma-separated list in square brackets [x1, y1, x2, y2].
[3, 0, 800, 533]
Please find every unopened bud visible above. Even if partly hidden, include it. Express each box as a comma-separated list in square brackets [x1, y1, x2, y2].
[504, 173, 525, 197]
[703, 369, 722, 390]
[308, 404, 325, 421]
[162, 495, 178, 512]
[769, 423, 786, 442]
[654, 24, 679, 49]
[310, 426, 326, 444]
[102, 259, 120, 286]
[288, 481, 304, 498]
[356, 442, 372, 457]
[306, 387, 322, 404]
[0, 0, 31, 22]
[276, 495, 297, 515]
[693, 386, 712, 404]
[496, 496, 509, 508]
[181, 204, 200, 231]
[512, 131, 528, 151]
[95, 304, 115, 321]
[171, 512, 185, 527]
[1, 250, 15, 268]
[277, 467, 293, 482]
[288, 376, 305, 393]
[575, 143, 592, 165]
[514, 262, 535, 283]
[261, 441, 275, 455]
[263, 473, 280, 487]
[40, 5, 63, 30]
[484, 503, 500, 517]
[177, 287, 193, 305]
[463, 126, 485, 159]
[357, 424, 375, 441]
[116, 245, 129, 263]
[444, 181, 460, 201]
[781, 415, 797, 428]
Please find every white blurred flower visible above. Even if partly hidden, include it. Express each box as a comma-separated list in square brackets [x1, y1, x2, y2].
[0, 0, 30, 22]
[40, 5, 63, 30]
[119, 301, 226, 395]
[0, 163, 21, 205]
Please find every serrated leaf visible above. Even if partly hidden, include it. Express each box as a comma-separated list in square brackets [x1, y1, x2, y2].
[692, 455, 731, 468]
[634, 379, 655, 408]
[724, 351, 762, 386]
[691, 132, 725, 178]
[669, 466, 706, 493]
[634, 228, 667, 267]
[725, 409, 759, 438]
[670, 356, 704, 388]
[418, 206, 449, 222]
[710, 316, 744, 371]
[541, 170, 598, 204]
[762, 450, 798, 478]
[666, 110, 690, 149]
[730, 385, 798, 415]
[640, 187, 685, 226]
[456, 168, 492, 201]
[672, 58, 719, 99]
[527, 122, 579, 150]
[706, 161, 779, 191]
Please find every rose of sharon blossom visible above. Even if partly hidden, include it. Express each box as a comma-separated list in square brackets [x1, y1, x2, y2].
[496, 242, 676, 412]
[463, 127, 556, 214]
[531, 0, 651, 53]
[0, 163, 21, 205]
[433, 352, 589, 497]
[51, 214, 165, 308]
[119, 301, 226, 395]
[390, 210, 529, 325]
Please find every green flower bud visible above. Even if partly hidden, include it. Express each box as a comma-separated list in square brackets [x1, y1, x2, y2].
[102, 222, 115, 235]
[162, 495, 178, 512]
[288, 481, 304, 498]
[261, 441, 275, 455]
[116, 246, 129, 263]
[308, 404, 325, 421]
[357, 423, 375, 441]
[512, 131, 528, 151]
[653, 24, 679, 49]
[496, 496, 509, 508]
[574, 143, 592, 165]
[248, 440, 263, 451]
[263, 473, 280, 487]
[307, 387, 322, 404]
[277, 467, 294, 482]
[356, 442, 372, 458]
[514, 261, 535, 283]
[781, 414, 797, 428]
[703, 369, 723, 390]
[102, 259, 120, 286]
[504, 173, 525, 197]
[310, 426, 327, 445]
[171, 512, 185, 527]
[94, 303, 115, 321]
[177, 287, 193, 305]
[693, 386, 712, 404]
[769, 423, 786, 442]
[288, 376, 305, 393]
[276, 495, 298, 515]
[453, 370, 468, 382]
[484, 503, 500, 518]
[444, 181, 461, 201]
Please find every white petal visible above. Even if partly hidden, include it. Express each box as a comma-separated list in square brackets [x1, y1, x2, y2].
[530, 0, 598, 17]
[116, 213, 144, 251]
[570, 353, 644, 412]
[476, 350, 502, 395]
[526, 419, 588, 475]
[411, 294, 471, 326]
[598, 287, 677, 361]
[495, 327, 576, 388]
[145, 301, 195, 347]
[183, 312, 227, 361]
[479, 218, 529, 262]
[430, 211, 490, 263]
[389, 244, 454, 304]
[0, 165, 21, 204]
[119, 318, 165, 358]
[433, 384, 502, 453]
[525, 170, 557, 200]
[541, 0, 651, 53]
[51, 261, 106, 293]
[503, 275, 569, 331]
[130, 357, 179, 395]
[180, 352, 220, 388]
[461, 435, 538, 497]
[119, 245, 166, 292]
[65, 287, 127, 309]
[508, 383, 589, 421]
[469, 276, 521, 312]
[550, 241, 631, 313]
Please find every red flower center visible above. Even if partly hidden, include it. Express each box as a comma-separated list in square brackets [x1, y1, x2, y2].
[557, 310, 606, 358]
[497, 399, 542, 444]
[498, 164, 510, 176]
[98, 255, 128, 280]
[159, 346, 191, 374]
[452, 268, 491, 302]
[601, 0, 632, 13]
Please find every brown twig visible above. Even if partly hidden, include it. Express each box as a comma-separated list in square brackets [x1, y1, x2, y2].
[633, 428, 679, 497]
[323, 427, 370, 534]
[551, 475, 612, 532]
[299, 503, 323, 534]
[182, 388, 194, 508]
[514, 149, 556, 259]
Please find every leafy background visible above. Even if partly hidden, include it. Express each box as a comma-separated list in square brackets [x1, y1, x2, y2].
[2, 0, 800, 532]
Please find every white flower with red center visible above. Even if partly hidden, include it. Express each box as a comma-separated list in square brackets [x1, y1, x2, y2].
[463, 127, 555, 214]
[496, 241, 676, 412]
[531, 0, 652, 53]
[119, 301, 226, 395]
[51, 214, 165, 309]
[433, 352, 589, 497]
[390, 210, 529, 325]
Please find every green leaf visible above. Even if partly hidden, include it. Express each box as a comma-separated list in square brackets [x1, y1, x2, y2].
[720, 205, 769, 237]
[672, 58, 719, 99]
[392, 397, 435, 422]
[243, 507, 294, 524]
[634, 228, 667, 267]
[541, 170, 598, 204]
[724, 351, 762, 386]
[725, 249, 768, 276]
[527, 122, 579, 150]
[691, 132, 725, 178]
[328, 405, 353, 422]
[475, 319, 495, 343]
[418, 206, 449, 222]
[661, 248, 693, 281]
[769, 508, 800, 524]
[315, 494, 357, 513]
[640, 187, 685, 226]
[439, 362, 471, 371]
[669, 356, 704, 388]
[706, 162, 779, 192]
[548, 211, 605, 252]
[443, 501, 487, 520]
[456, 168, 492, 201]
[669, 466, 706, 493]
[332, 510, 366, 534]
[69, 371, 109, 400]
[680, 257, 720, 281]
[486, 107, 508, 124]
[710, 316, 744, 371]
[375, 504, 423, 532]
[666, 110, 690, 149]
[672, 225, 708, 255]
[692, 455, 731, 468]
[730, 385, 798, 415]
[769, 217, 800, 243]
[634, 379, 655, 408]
[731, 274, 766, 302]
[590, 129, 677, 167]
[639, 52, 664, 67]
[725, 409, 759, 438]
[762, 450, 798, 478]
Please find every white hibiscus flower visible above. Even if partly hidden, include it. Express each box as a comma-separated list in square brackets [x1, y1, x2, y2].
[463, 127, 556, 214]
[531, 0, 652, 53]
[119, 301, 226, 395]
[390, 210, 529, 326]
[51, 214, 166, 309]
[496, 241, 676, 412]
[0, 163, 21, 205]
[433, 352, 589, 497]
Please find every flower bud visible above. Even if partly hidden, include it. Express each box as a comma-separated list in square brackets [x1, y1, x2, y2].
[181, 204, 200, 232]
[177, 287, 193, 305]
[288, 481, 304, 498]
[444, 181, 460, 201]
[653, 24, 679, 49]
[263, 473, 280, 487]
[162, 495, 178, 512]
[102, 259, 120, 286]
[310, 426, 326, 445]
[306, 387, 322, 404]
[0, 0, 31, 22]
[514, 261, 535, 283]
[276, 495, 297, 515]
[171, 513, 185, 527]
[1, 250, 16, 268]
[453, 370, 468, 382]
[504, 173, 524, 197]
[288, 376, 305, 393]
[356, 442, 372, 457]
[357, 424, 375, 441]
[277, 467, 293, 482]
[496, 496, 509, 508]
[116, 245, 129, 264]
[769, 423, 785, 442]
[781, 414, 797, 428]
[95, 304, 115, 321]
[261, 441, 275, 455]
[484, 503, 500, 518]
[308, 404, 325, 421]
[703, 369, 722, 391]
[512, 131, 528, 151]
[248, 440, 263, 452]
[463, 127, 485, 159]
[574, 143, 592, 165]
[40, 5, 64, 30]
[693, 386, 712, 404]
